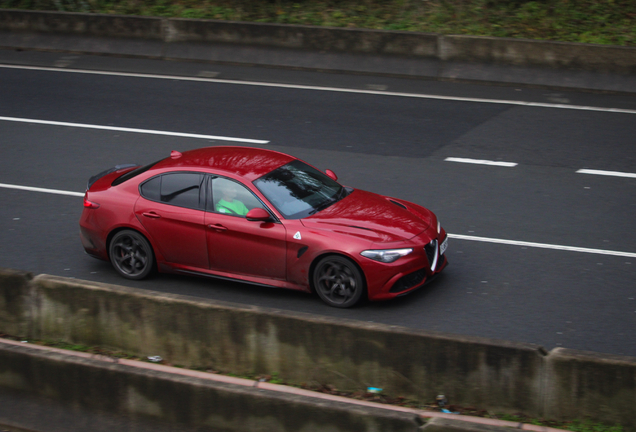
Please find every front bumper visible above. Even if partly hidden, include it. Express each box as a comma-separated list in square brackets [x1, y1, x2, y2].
[364, 229, 448, 301]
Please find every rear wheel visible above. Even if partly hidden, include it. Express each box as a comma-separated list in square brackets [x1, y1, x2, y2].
[313, 256, 365, 308]
[109, 230, 154, 280]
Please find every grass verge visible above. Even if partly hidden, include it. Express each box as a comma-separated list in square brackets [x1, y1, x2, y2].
[0, 0, 635, 46]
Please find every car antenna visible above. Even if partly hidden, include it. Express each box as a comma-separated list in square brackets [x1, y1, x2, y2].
[170, 150, 182, 159]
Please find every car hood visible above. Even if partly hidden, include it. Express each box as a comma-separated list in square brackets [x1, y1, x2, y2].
[300, 189, 432, 243]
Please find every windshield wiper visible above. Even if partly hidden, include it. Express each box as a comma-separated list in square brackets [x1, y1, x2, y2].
[307, 187, 349, 215]
[308, 198, 336, 215]
[337, 186, 349, 200]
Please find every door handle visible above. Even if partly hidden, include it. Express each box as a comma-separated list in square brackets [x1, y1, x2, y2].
[142, 212, 161, 219]
[208, 224, 228, 231]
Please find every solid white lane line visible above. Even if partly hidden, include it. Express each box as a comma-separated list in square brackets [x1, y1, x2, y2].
[0, 116, 269, 144]
[0, 183, 84, 197]
[445, 157, 518, 167]
[576, 169, 636, 179]
[3, 180, 634, 259]
[447, 234, 636, 258]
[2, 64, 636, 115]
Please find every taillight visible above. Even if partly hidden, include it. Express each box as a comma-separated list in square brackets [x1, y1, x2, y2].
[83, 193, 100, 209]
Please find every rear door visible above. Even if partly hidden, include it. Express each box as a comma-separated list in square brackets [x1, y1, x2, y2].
[134, 172, 208, 269]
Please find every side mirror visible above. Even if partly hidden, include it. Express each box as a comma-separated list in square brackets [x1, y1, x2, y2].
[325, 169, 338, 181]
[246, 208, 271, 222]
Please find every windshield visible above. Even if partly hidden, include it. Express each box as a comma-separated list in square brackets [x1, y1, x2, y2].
[254, 160, 345, 219]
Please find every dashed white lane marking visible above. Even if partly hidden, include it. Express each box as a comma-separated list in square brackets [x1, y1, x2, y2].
[0, 116, 269, 144]
[2, 64, 636, 115]
[444, 157, 518, 167]
[576, 169, 636, 179]
[2, 181, 633, 259]
[0, 183, 84, 197]
[448, 234, 636, 258]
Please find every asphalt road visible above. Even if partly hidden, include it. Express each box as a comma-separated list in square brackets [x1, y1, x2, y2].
[1, 49, 635, 357]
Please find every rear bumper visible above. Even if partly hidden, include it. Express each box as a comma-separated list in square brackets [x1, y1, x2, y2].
[79, 211, 109, 261]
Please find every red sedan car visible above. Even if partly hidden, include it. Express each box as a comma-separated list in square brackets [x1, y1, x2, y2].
[80, 147, 447, 307]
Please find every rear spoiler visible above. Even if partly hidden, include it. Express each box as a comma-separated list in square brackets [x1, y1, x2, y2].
[87, 164, 138, 190]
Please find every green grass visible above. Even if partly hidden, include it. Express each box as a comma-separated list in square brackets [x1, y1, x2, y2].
[567, 419, 624, 432]
[0, 0, 635, 46]
[497, 414, 623, 432]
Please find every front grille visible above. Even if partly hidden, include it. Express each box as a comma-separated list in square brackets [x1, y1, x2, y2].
[424, 239, 438, 271]
[390, 269, 427, 293]
[435, 252, 447, 271]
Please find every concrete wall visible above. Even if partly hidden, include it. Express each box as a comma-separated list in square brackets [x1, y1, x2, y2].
[544, 348, 636, 428]
[0, 341, 419, 432]
[164, 18, 439, 57]
[22, 274, 546, 415]
[0, 268, 32, 337]
[0, 10, 163, 39]
[1, 9, 635, 74]
[1, 269, 636, 429]
[420, 417, 514, 432]
[440, 35, 636, 73]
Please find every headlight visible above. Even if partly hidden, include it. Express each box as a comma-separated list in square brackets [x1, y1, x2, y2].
[360, 248, 413, 263]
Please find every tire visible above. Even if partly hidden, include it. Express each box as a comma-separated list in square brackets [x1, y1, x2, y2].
[313, 255, 365, 308]
[109, 230, 154, 280]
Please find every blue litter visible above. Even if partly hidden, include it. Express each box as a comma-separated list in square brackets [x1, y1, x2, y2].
[441, 408, 459, 414]
[367, 387, 383, 393]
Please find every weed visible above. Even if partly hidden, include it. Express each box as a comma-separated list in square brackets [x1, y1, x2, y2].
[495, 414, 623, 432]
[567, 419, 623, 432]
[0, 0, 634, 45]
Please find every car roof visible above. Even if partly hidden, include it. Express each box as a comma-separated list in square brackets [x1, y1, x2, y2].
[152, 146, 297, 181]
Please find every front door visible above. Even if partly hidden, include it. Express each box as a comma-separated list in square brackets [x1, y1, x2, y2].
[205, 176, 287, 280]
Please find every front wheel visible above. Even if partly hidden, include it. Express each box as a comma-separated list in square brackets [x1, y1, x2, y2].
[109, 230, 154, 280]
[313, 256, 365, 308]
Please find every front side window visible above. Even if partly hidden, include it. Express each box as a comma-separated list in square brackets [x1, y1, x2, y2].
[253, 160, 344, 219]
[210, 177, 265, 217]
[140, 173, 205, 210]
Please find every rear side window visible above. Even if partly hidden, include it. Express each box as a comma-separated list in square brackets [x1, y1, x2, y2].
[140, 176, 161, 201]
[140, 173, 205, 210]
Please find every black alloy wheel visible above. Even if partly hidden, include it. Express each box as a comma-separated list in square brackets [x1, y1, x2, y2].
[313, 255, 365, 308]
[109, 230, 154, 280]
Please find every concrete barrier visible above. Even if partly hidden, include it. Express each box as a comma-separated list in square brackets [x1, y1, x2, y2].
[440, 35, 636, 73]
[544, 348, 636, 428]
[0, 268, 32, 337]
[419, 417, 514, 432]
[22, 274, 546, 415]
[164, 18, 439, 57]
[1, 9, 635, 76]
[0, 341, 420, 432]
[2, 268, 636, 429]
[0, 9, 163, 39]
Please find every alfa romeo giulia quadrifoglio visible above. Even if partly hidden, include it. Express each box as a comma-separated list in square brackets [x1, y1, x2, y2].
[79, 147, 448, 307]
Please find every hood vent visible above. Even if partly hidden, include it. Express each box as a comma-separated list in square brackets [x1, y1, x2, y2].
[349, 225, 372, 231]
[389, 199, 407, 209]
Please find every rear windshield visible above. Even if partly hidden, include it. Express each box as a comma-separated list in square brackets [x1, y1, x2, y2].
[112, 159, 163, 186]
